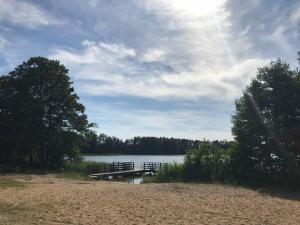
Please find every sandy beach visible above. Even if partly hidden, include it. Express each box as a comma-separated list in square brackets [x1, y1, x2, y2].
[0, 174, 299, 225]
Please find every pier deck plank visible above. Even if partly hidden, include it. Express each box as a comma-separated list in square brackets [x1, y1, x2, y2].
[89, 169, 144, 178]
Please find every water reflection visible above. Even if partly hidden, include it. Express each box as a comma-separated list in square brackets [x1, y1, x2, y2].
[105, 175, 144, 184]
[85, 155, 185, 184]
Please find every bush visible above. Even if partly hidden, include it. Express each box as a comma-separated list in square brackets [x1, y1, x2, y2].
[184, 141, 235, 182]
[156, 163, 185, 182]
[59, 161, 109, 174]
[154, 141, 236, 183]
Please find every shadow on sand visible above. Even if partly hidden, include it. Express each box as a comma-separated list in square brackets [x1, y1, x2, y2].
[254, 186, 300, 201]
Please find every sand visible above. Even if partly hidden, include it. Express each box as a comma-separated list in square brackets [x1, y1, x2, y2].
[0, 174, 299, 225]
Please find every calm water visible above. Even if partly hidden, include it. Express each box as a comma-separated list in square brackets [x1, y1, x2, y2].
[84, 155, 185, 169]
[84, 154, 185, 184]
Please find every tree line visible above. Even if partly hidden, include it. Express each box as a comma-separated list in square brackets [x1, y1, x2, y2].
[157, 54, 300, 186]
[81, 133, 233, 155]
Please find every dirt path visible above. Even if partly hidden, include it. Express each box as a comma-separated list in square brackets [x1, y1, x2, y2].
[0, 174, 299, 225]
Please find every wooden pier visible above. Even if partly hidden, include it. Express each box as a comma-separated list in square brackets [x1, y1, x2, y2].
[88, 162, 165, 179]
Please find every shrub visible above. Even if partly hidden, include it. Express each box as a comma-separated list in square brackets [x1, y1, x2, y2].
[154, 141, 236, 183]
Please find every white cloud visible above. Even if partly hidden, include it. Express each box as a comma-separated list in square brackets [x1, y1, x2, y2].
[51, 40, 137, 81]
[261, 4, 300, 53]
[0, 36, 8, 49]
[50, 0, 268, 102]
[54, 40, 136, 64]
[0, 0, 60, 28]
[2, 0, 298, 140]
[141, 49, 166, 62]
[138, 0, 227, 18]
[290, 5, 300, 24]
[73, 57, 267, 101]
[264, 26, 292, 51]
[96, 41, 136, 58]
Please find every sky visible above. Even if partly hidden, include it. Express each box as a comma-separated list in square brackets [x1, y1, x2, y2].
[0, 0, 300, 140]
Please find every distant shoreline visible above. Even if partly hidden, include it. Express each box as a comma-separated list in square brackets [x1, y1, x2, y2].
[82, 153, 186, 156]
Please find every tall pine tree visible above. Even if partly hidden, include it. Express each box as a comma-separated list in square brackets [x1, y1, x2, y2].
[0, 57, 92, 168]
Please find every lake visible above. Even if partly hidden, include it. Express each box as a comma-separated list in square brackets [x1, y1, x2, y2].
[84, 155, 185, 169]
[84, 155, 185, 184]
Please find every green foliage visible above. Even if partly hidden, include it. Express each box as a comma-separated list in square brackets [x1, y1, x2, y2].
[156, 163, 186, 182]
[184, 141, 233, 181]
[155, 141, 236, 183]
[57, 161, 104, 180]
[0, 177, 26, 188]
[55, 172, 88, 180]
[60, 161, 92, 173]
[0, 57, 93, 168]
[60, 161, 108, 174]
[125, 136, 198, 154]
[232, 58, 300, 185]
[81, 132, 233, 155]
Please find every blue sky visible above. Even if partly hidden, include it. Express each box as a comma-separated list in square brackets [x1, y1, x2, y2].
[0, 0, 299, 140]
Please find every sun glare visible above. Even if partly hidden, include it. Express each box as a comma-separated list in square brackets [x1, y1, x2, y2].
[169, 0, 226, 16]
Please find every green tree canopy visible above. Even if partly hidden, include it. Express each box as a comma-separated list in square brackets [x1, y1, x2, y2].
[0, 57, 92, 168]
[232, 58, 300, 184]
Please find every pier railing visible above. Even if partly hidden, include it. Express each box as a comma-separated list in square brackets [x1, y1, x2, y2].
[87, 161, 134, 174]
[87, 161, 167, 176]
[112, 162, 134, 171]
[143, 162, 161, 172]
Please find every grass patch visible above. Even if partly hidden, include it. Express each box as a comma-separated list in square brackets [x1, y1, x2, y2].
[0, 202, 16, 214]
[0, 177, 26, 189]
[55, 172, 89, 181]
[55, 161, 111, 181]
[0, 201, 32, 225]
[0, 161, 111, 182]
[154, 163, 186, 183]
[0, 201, 30, 214]
[59, 161, 110, 174]
[141, 175, 157, 183]
[0, 201, 53, 225]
